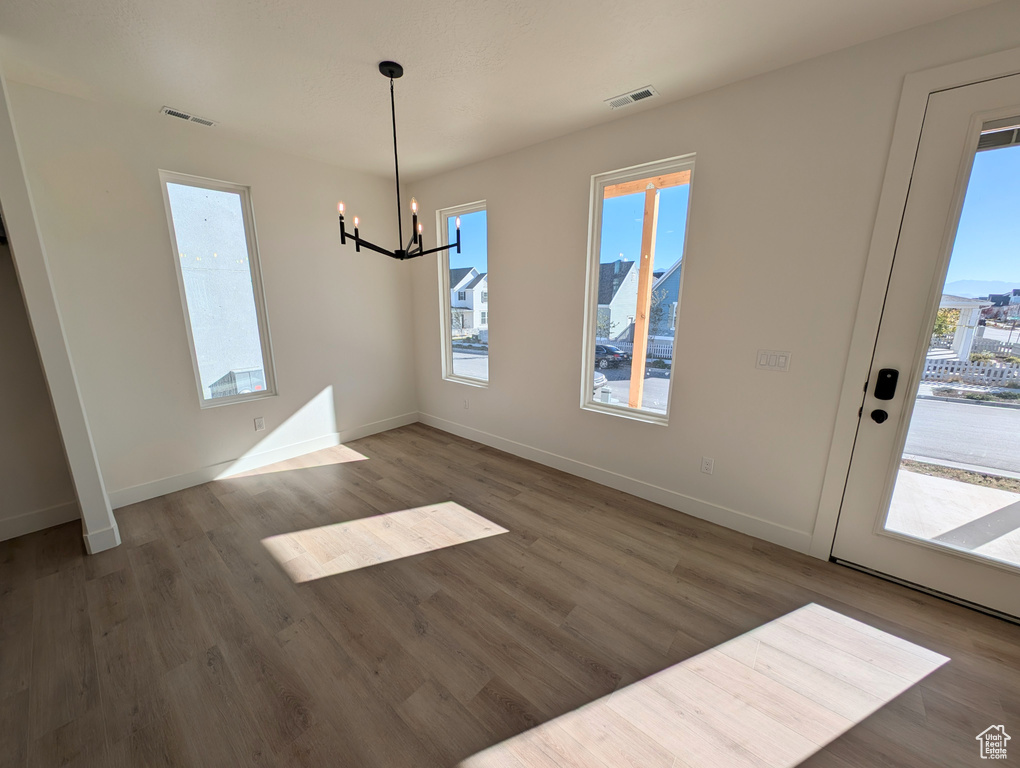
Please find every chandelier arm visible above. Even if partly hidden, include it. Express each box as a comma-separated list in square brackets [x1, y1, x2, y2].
[389, 77, 404, 248]
[413, 242, 458, 258]
[349, 234, 397, 258]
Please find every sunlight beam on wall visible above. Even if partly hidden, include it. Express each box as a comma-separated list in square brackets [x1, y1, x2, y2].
[216, 386, 347, 479]
[262, 501, 507, 582]
[459, 603, 949, 768]
[226, 443, 367, 477]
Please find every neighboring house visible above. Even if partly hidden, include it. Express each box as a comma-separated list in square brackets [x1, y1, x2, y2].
[938, 294, 992, 360]
[596, 259, 638, 341]
[986, 288, 1020, 320]
[209, 367, 266, 399]
[648, 257, 683, 340]
[450, 267, 488, 337]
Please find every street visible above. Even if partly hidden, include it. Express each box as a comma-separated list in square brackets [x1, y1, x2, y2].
[598, 365, 671, 413]
[451, 349, 489, 380]
[905, 398, 1020, 474]
[451, 351, 673, 412]
[980, 325, 1020, 344]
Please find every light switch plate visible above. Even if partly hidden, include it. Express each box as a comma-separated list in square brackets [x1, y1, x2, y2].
[756, 349, 791, 372]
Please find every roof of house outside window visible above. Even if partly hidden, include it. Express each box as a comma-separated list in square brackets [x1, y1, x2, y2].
[597, 260, 634, 304]
[450, 267, 477, 290]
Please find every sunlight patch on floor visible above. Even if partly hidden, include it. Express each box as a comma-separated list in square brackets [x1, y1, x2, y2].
[459, 603, 949, 768]
[262, 501, 507, 582]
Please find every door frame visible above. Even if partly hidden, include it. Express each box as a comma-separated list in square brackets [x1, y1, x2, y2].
[813, 47, 1020, 560]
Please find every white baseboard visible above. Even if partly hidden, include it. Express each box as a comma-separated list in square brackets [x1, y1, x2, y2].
[0, 500, 80, 542]
[107, 412, 419, 509]
[419, 413, 813, 554]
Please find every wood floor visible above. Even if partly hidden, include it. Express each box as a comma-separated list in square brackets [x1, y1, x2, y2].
[2, 422, 1018, 767]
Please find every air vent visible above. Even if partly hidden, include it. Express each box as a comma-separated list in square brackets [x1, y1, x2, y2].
[603, 86, 659, 110]
[160, 106, 217, 127]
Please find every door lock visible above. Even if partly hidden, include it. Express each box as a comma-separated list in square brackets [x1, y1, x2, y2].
[873, 368, 899, 400]
[870, 409, 889, 424]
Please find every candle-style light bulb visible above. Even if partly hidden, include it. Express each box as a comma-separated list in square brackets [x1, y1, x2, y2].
[410, 198, 418, 214]
[353, 216, 359, 227]
[456, 216, 461, 229]
[337, 201, 345, 215]
[418, 223, 423, 234]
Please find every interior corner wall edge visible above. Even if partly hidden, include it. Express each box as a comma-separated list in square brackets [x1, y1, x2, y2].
[0, 73, 118, 547]
[407, 2, 1020, 556]
[0, 242, 79, 541]
[6, 81, 419, 500]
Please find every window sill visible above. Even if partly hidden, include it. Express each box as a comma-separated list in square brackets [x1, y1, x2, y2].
[444, 375, 488, 389]
[199, 389, 278, 409]
[581, 400, 669, 426]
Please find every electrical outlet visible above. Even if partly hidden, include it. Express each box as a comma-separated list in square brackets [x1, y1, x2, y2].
[463, 399, 470, 410]
[254, 417, 266, 432]
[701, 456, 714, 475]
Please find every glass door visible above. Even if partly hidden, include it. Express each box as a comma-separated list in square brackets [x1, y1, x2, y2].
[832, 73, 1020, 618]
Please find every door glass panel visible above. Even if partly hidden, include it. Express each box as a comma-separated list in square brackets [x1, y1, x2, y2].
[885, 119, 1020, 568]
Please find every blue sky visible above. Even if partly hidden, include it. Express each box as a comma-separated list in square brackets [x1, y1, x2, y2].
[445, 185, 691, 276]
[599, 185, 690, 270]
[945, 144, 1020, 285]
[448, 210, 488, 272]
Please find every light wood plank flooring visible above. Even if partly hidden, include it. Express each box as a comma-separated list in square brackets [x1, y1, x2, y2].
[2, 423, 1019, 767]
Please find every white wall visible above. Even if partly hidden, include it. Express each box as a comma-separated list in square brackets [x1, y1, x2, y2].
[408, 2, 1020, 553]
[7, 83, 419, 505]
[0, 242, 78, 539]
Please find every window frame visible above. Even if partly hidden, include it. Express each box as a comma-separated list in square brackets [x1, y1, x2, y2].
[437, 199, 488, 388]
[580, 154, 695, 424]
[159, 170, 278, 409]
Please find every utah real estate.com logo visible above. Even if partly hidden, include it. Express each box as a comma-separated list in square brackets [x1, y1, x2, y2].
[976, 725, 1010, 760]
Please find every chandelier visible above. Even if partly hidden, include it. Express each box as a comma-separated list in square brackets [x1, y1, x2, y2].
[337, 61, 460, 261]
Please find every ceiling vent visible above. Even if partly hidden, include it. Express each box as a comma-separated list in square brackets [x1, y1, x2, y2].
[160, 106, 217, 127]
[604, 86, 659, 110]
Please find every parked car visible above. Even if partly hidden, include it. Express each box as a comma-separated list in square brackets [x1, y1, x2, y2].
[595, 344, 631, 369]
[593, 370, 608, 396]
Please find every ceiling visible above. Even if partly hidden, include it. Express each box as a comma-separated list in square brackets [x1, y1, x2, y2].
[0, 0, 997, 180]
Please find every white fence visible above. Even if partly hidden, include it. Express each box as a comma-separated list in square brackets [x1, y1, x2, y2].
[607, 340, 673, 360]
[972, 337, 1020, 358]
[922, 358, 1020, 385]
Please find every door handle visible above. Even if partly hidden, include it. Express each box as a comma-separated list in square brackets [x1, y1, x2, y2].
[871, 409, 889, 424]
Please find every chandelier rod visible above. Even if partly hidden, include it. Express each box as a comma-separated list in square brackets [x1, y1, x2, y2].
[389, 77, 404, 249]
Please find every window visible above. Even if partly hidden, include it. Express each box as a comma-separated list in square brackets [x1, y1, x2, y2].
[160, 171, 276, 407]
[438, 200, 488, 385]
[581, 155, 694, 422]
